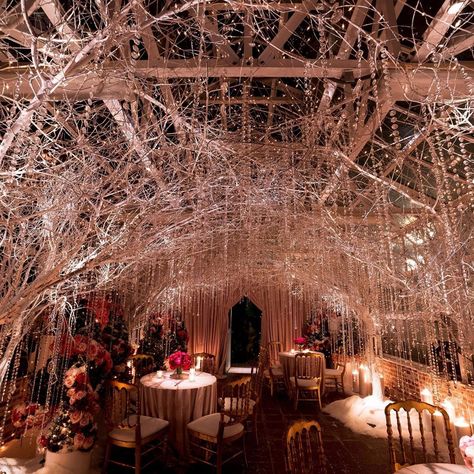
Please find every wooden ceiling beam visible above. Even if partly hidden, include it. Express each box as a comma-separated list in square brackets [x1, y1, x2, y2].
[318, 90, 394, 204]
[1, 62, 473, 100]
[441, 24, 474, 58]
[414, 0, 468, 62]
[257, 7, 308, 64]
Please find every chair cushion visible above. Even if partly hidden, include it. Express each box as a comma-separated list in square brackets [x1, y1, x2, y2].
[109, 415, 169, 442]
[269, 366, 284, 376]
[222, 397, 256, 414]
[187, 413, 244, 439]
[289, 377, 321, 388]
[325, 368, 343, 377]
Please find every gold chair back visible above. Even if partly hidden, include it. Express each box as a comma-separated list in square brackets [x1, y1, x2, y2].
[192, 352, 216, 374]
[127, 354, 155, 383]
[221, 376, 252, 422]
[295, 352, 324, 383]
[384, 399, 455, 472]
[267, 341, 282, 367]
[104, 380, 140, 435]
[286, 420, 327, 474]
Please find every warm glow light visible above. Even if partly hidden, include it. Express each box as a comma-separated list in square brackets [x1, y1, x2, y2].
[156, 370, 163, 379]
[455, 416, 470, 428]
[189, 367, 196, 382]
[442, 399, 456, 421]
[196, 356, 202, 370]
[448, 1, 464, 15]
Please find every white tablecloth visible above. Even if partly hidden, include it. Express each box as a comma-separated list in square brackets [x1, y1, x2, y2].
[140, 371, 217, 455]
[279, 351, 326, 393]
[396, 463, 470, 473]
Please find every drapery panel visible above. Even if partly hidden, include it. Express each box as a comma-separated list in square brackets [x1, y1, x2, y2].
[180, 285, 314, 374]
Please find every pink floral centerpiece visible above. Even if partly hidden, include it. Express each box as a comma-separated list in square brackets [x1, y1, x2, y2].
[460, 435, 474, 471]
[168, 351, 192, 378]
[294, 337, 307, 350]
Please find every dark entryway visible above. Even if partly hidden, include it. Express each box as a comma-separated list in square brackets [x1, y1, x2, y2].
[229, 297, 262, 366]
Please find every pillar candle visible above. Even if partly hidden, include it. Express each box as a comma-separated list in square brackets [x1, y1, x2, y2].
[359, 366, 371, 397]
[454, 417, 472, 443]
[420, 388, 434, 405]
[157, 370, 163, 379]
[420, 389, 434, 431]
[189, 368, 196, 382]
[196, 356, 202, 370]
[442, 398, 456, 423]
[352, 369, 359, 393]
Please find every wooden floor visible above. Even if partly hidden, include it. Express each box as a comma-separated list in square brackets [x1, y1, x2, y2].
[164, 382, 391, 474]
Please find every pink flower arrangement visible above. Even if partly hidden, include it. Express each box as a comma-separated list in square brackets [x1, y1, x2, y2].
[460, 436, 474, 471]
[11, 403, 48, 431]
[63, 365, 100, 413]
[294, 337, 307, 346]
[168, 351, 192, 371]
[71, 335, 113, 376]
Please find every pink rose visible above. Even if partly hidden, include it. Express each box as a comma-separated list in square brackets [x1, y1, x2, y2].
[64, 375, 75, 388]
[79, 413, 92, 427]
[82, 436, 94, 450]
[77, 342, 87, 353]
[70, 411, 83, 424]
[87, 342, 99, 358]
[73, 433, 85, 449]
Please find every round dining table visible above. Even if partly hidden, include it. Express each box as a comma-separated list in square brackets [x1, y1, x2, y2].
[279, 350, 326, 393]
[140, 371, 217, 455]
[396, 464, 470, 473]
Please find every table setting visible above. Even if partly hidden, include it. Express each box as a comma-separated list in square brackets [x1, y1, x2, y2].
[140, 365, 217, 455]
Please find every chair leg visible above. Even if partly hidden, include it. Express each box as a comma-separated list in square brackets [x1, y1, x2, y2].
[216, 444, 223, 474]
[242, 434, 248, 468]
[102, 441, 111, 474]
[317, 389, 322, 411]
[135, 445, 141, 474]
[253, 409, 259, 445]
[270, 378, 274, 397]
[294, 390, 298, 410]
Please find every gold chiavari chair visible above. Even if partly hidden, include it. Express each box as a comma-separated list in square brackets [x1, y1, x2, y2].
[285, 420, 327, 474]
[266, 341, 285, 396]
[188, 376, 251, 473]
[103, 381, 168, 474]
[291, 352, 324, 410]
[324, 362, 346, 393]
[384, 400, 456, 472]
[192, 352, 217, 375]
[126, 354, 155, 384]
[245, 353, 267, 444]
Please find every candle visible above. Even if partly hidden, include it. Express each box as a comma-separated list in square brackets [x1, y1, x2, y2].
[352, 369, 359, 393]
[189, 368, 196, 382]
[420, 388, 434, 405]
[157, 370, 163, 379]
[442, 398, 456, 423]
[290, 348, 296, 354]
[454, 417, 472, 443]
[196, 357, 202, 370]
[359, 365, 370, 397]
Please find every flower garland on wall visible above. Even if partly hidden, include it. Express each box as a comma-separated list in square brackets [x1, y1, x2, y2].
[138, 311, 189, 370]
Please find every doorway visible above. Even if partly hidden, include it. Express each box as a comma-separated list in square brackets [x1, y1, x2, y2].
[229, 297, 262, 367]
